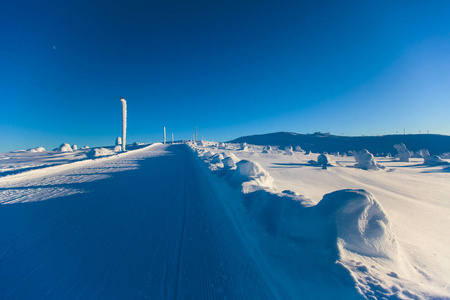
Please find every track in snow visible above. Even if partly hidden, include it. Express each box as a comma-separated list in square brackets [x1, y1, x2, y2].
[0, 144, 274, 299]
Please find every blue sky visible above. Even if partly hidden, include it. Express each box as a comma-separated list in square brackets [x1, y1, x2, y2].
[1, 0, 450, 152]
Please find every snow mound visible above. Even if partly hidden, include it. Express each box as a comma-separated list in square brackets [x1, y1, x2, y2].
[284, 146, 294, 155]
[27, 147, 46, 152]
[294, 145, 305, 153]
[202, 151, 215, 159]
[308, 154, 331, 169]
[211, 153, 224, 164]
[82, 146, 89, 149]
[116, 137, 122, 146]
[423, 155, 446, 165]
[316, 189, 398, 259]
[86, 148, 116, 159]
[72, 145, 78, 151]
[394, 143, 411, 162]
[218, 142, 227, 149]
[232, 160, 274, 193]
[58, 143, 73, 152]
[317, 154, 328, 165]
[114, 145, 122, 152]
[222, 153, 239, 169]
[413, 149, 429, 158]
[240, 143, 249, 151]
[354, 149, 384, 170]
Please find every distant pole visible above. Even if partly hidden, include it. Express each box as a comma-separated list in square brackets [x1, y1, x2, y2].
[120, 97, 127, 151]
[403, 129, 405, 135]
[195, 126, 198, 141]
[172, 133, 174, 144]
[163, 127, 166, 144]
[192, 134, 194, 141]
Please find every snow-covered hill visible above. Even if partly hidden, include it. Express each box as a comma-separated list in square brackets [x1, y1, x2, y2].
[229, 132, 450, 156]
[1, 142, 449, 299]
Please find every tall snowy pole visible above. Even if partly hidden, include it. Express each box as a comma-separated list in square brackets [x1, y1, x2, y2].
[163, 127, 166, 144]
[120, 97, 127, 151]
[195, 126, 198, 141]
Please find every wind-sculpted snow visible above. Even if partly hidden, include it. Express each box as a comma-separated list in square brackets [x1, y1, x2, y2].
[394, 143, 411, 162]
[232, 160, 274, 193]
[85, 147, 116, 159]
[58, 143, 73, 152]
[316, 189, 398, 259]
[354, 149, 385, 170]
[189, 141, 450, 300]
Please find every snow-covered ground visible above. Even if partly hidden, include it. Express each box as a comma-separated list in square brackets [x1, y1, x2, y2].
[1, 142, 449, 299]
[190, 142, 450, 300]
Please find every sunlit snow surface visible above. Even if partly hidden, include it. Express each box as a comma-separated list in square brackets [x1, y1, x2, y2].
[1, 142, 449, 299]
[191, 142, 450, 300]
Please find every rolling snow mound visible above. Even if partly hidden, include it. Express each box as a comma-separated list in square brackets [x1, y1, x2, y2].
[232, 160, 274, 193]
[316, 189, 398, 259]
[86, 148, 116, 159]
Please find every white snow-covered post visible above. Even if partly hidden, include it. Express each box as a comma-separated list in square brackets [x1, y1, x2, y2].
[163, 127, 166, 144]
[120, 97, 127, 151]
[195, 126, 198, 141]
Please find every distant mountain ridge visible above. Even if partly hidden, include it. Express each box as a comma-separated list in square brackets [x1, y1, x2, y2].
[228, 132, 450, 155]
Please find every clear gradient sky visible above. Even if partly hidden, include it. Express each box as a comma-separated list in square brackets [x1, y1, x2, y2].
[1, 0, 450, 152]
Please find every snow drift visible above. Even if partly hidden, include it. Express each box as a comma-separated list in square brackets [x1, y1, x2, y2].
[394, 143, 411, 162]
[354, 149, 384, 170]
[86, 148, 116, 159]
[316, 189, 398, 259]
[58, 143, 73, 152]
[231, 160, 274, 193]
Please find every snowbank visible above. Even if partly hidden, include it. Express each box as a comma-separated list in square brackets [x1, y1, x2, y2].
[231, 160, 274, 193]
[86, 148, 116, 159]
[222, 153, 239, 169]
[210, 153, 224, 164]
[316, 189, 398, 259]
[354, 149, 384, 170]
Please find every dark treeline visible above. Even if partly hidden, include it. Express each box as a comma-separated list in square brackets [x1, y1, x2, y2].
[229, 132, 450, 155]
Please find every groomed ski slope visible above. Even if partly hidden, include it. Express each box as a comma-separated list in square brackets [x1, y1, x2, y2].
[0, 144, 276, 299]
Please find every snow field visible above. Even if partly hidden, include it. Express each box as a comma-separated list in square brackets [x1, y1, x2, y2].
[189, 141, 450, 300]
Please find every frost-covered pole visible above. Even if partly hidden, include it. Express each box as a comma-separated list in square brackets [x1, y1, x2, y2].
[120, 97, 127, 151]
[195, 126, 197, 141]
[163, 126, 166, 144]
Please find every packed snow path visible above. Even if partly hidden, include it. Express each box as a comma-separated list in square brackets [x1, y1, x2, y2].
[0, 144, 275, 299]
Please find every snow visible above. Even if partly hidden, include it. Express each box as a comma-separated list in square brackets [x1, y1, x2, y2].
[354, 149, 385, 170]
[423, 154, 446, 165]
[1, 141, 449, 300]
[58, 143, 73, 152]
[284, 146, 294, 155]
[191, 141, 450, 299]
[394, 143, 412, 162]
[86, 147, 116, 159]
